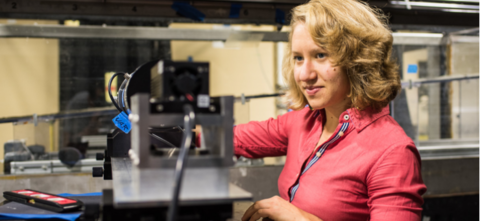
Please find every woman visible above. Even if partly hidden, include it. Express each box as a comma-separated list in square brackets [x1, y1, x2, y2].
[235, 0, 426, 220]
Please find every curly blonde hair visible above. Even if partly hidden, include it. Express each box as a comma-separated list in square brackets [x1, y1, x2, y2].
[283, 0, 400, 112]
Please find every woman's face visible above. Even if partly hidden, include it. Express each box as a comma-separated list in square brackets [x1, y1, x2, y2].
[292, 23, 351, 111]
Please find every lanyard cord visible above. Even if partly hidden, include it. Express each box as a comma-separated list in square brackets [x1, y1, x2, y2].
[290, 122, 350, 202]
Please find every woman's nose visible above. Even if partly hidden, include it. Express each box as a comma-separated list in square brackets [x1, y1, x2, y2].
[298, 60, 317, 81]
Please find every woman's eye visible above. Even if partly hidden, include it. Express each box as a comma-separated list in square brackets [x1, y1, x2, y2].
[316, 53, 326, 59]
[293, 56, 303, 62]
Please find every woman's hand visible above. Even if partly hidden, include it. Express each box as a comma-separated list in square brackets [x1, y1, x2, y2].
[241, 196, 323, 221]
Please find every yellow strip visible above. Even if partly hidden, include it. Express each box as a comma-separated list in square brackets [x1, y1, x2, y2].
[49, 122, 54, 152]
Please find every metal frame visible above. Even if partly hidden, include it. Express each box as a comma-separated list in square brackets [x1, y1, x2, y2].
[129, 94, 234, 168]
[118, 93, 237, 205]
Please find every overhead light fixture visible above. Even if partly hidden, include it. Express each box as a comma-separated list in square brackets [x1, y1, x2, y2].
[390, 0, 480, 10]
[437, 0, 479, 3]
[441, 8, 480, 13]
[392, 32, 444, 38]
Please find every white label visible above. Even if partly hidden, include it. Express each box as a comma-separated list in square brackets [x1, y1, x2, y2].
[157, 60, 163, 75]
[197, 94, 210, 108]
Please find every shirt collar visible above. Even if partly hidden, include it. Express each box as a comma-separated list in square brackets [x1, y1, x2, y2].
[345, 105, 390, 132]
[313, 105, 390, 132]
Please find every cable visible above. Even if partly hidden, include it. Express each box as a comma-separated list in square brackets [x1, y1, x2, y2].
[108, 72, 126, 113]
[149, 133, 177, 148]
[122, 73, 132, 112]
[117, 79, 128, 113]
[167, 104, 195, 221]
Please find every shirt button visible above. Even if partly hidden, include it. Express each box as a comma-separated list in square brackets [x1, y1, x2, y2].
[343, 115, 350, 121]
[338, 131, 344, 137]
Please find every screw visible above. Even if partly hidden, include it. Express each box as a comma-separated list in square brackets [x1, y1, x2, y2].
[128, 149, 134, 157]
[156, 105, 164, 112]
[169, 96, 175, 101]
[209, 105, 216, 112]
[128, 149, 139, 165]
[198, 66, 204, 73]
[129, 114, 139, 123]
[168, 66, 175, 72]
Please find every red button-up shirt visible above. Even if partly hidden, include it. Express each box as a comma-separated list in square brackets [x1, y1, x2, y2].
[234, 106, 426, 221]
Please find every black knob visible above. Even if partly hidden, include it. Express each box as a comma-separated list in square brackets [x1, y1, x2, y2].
[92, 167, 103, 177]
[96, 153, 105, 161]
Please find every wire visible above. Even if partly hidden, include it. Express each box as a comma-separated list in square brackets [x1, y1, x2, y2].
[122, 73, 132, 112]
[117, 79, 128, 113]
[108, 72, 125, 113]
[149, 133, 177, 148]
[167, 104, 195, 221]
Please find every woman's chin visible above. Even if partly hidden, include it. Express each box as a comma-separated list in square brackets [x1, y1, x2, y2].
[307, 103, 323, 110]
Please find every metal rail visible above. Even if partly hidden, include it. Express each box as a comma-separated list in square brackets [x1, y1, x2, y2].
[0, 108, 117, 124]
[0, 24, 455, 45]
[0, 24, 289, 42]
[417, 139, 479, 160]
[401, 74, 479, 88]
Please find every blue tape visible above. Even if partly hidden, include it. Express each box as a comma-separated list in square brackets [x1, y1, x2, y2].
[113, 112, 131, 134]
[407, 64, 418, 74]
[0, 213, 80, 221]
[58, 192, 102, 197]
[172, 1, 205, 21]
[229, 3, 242, 18]
[275, 8, 285, 24]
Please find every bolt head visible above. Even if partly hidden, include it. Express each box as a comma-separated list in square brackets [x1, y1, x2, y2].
[128, 114, 139, 123]
[156, 105, 164, 112]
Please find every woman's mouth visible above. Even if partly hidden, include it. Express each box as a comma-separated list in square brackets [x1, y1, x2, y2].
[305, 86, 322, 96]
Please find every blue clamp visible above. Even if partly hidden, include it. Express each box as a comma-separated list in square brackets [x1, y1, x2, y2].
[172, 1, 205, 21]
[275, 8, 286, 24]
[229, 3, 242, 18]
[112, 112, 132, 134]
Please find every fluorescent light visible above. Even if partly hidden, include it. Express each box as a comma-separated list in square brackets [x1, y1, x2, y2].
[392, 32, 444, 38]
[437, 0, 479, 3]
[390, 1, 480, 10]
[441, 8, 480, 13]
